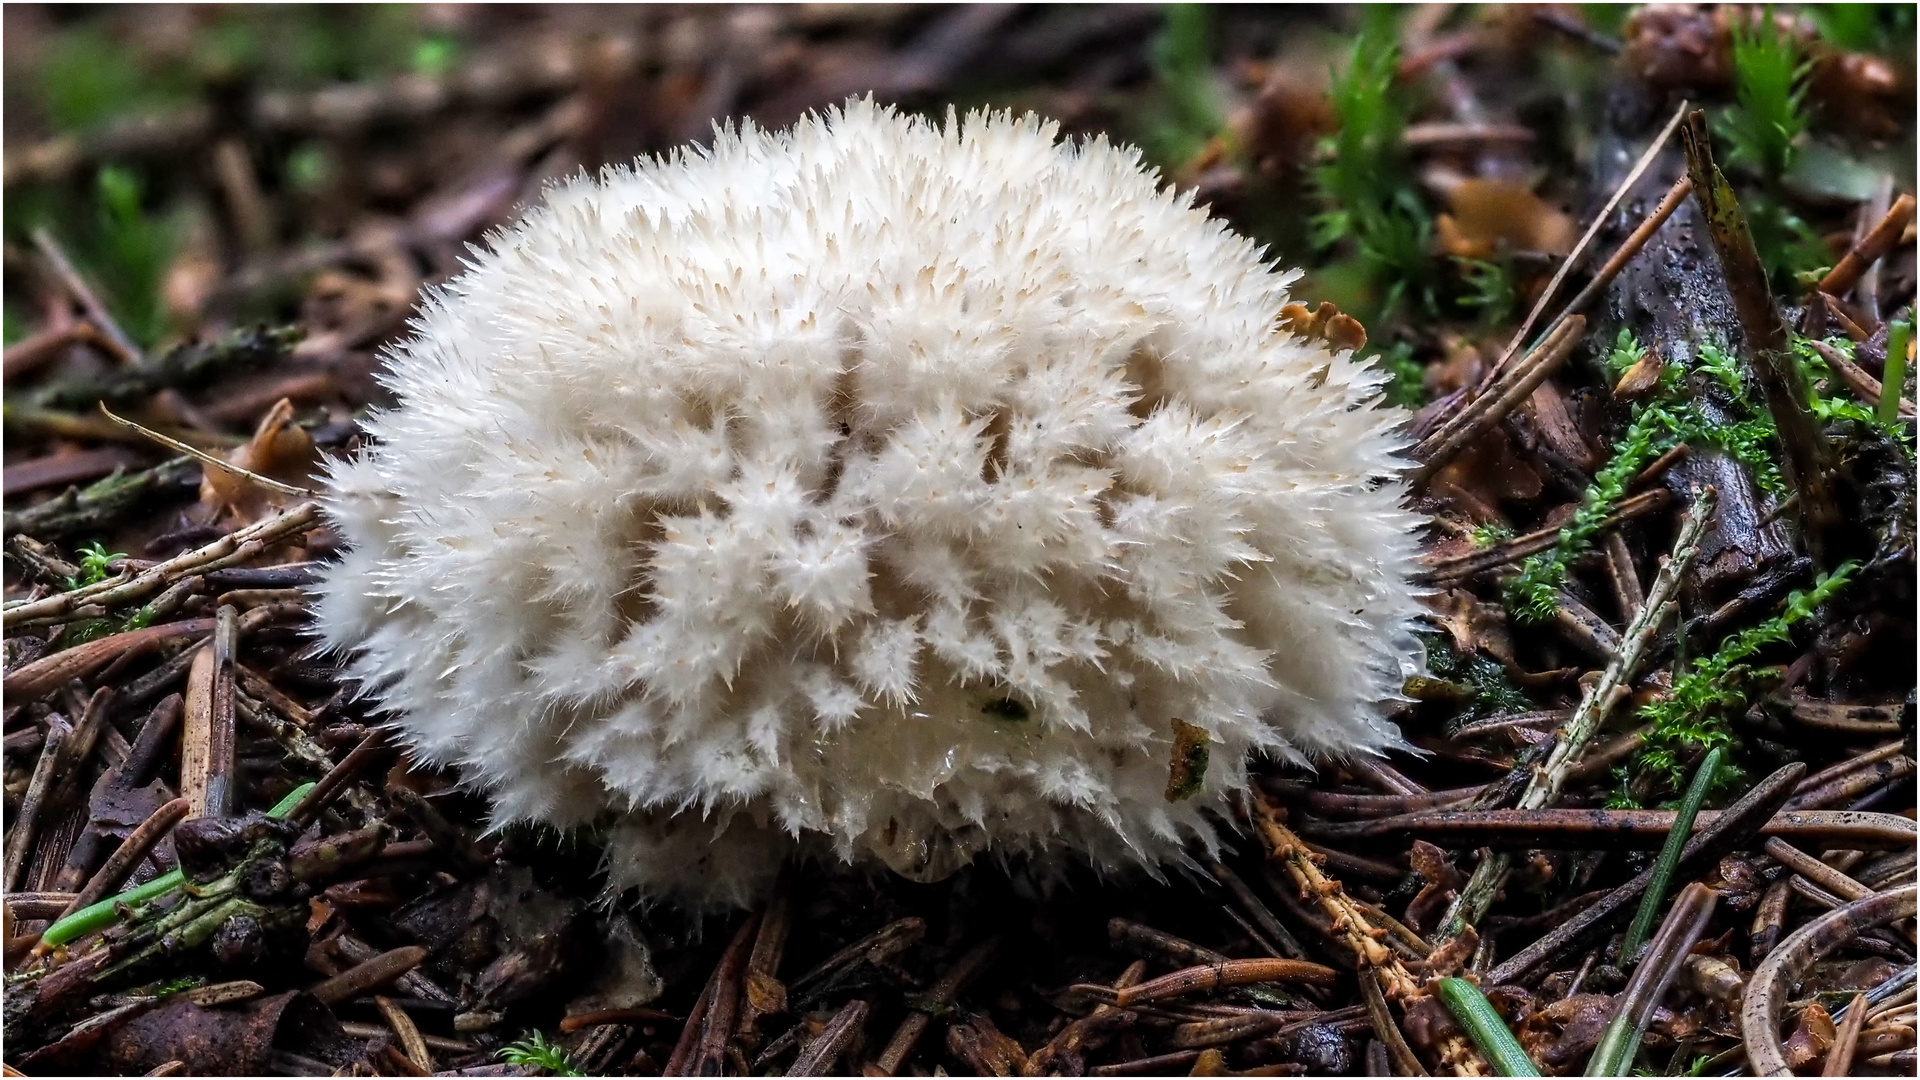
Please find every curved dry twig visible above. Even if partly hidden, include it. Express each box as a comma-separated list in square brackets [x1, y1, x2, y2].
[1743, 885, 1918, 1077]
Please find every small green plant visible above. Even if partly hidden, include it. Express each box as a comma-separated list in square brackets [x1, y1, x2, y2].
[1507, 401, 1671, 622]
[1370, 340, 1428, 409]
[1792, 335, 1916, 452]
[500, 1031, 583, 1077]
[1470, 522, 1515, 548]
[1422, 632, 1536, 720]
[1141, 4, 1226, 167]
[1602, 327, 1647, 381]
[1881, 322, 1912, 427]
[1634, 562, 1857, 792]
[66, 541, 126, 590]
[1718, 14, 1810, 181]
[1455, 257, 1517, 325]
[1313, 8, 1433, 321]
[1714, 14, 1828, 284]
[92, 166, 178, 348]
[1508, 335, 1812, 624]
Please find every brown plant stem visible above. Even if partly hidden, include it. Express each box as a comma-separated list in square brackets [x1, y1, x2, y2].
[1440, 488, 1714, 938]
[1679, 110, 1841, 563]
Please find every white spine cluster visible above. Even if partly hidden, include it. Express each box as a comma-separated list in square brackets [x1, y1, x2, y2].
[313, 99, 1426, 907]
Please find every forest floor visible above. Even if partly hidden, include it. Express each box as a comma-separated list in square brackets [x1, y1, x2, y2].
[2, 5, 1915, 1077]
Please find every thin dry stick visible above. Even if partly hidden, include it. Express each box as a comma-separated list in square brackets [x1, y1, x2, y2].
[1112, 958, 1340, 1006]
[1411, 315, 1587, 484]
[1822, 992, 1870, 1077]
[665, 919, 740, 1075]
[181, 641, 217, 820]
[1743, 886, 1918, 1077]
[308, 946, 429, 1006]
[787, 998, 871, 1077]
[1420, 490, 1669, 584]
[1025, 961, 1146, 1076]
[376, 994, 436, 1074]
[1681, 111, 1841, 563]
[689, 912, 760, 1075]
[3, 719, 70, 893]
[4, 501, 322, 628]
[1473, 99, 1690, 392]
[1205, 857, 1308, 959]
[1440, 487, 1716, 938]
[873, 937, 1001, 1075]
[3, 618, 215, 700]
[739, 886, 793, 1048]
[207, 605, 239, 818]
[1360, 967, 1429, 1077]
[52, 686, 116, 802]
[1803, 339, 1916, 417]
[30, 227, 141, 365]
[286, 727, 388, 829]
[52, 797, 190, 923]
[1818, 193, 1917, 299]
[99, 403, 317, 497]
[1553, 174, 1694, 329]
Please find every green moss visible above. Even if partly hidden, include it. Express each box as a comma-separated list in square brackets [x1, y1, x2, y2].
[1633, 563, 1856, 794]
[500, 1032, 583, 1077]
[1370, 340, 1428, 409]
[1140, 4, 1226, 167]
[1313, 7, 1433, 322]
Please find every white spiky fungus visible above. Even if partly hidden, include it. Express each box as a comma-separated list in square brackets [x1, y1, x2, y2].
[313, 99, 1426, 907]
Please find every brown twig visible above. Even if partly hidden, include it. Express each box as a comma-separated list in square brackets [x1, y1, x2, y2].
[1410, 315, 1587, 485]
[1440, 488, 1714, 937]
[1111, 958, 1340, 1007]
[872, 936, 1001, 1075]
[1818, 193, 1918, 300]
[377, 994, 436, 1074]
[688, 912, 760, 1076]
[4, 501, 322, 629]
[1488, 760, 1807, 985]
[286, 727, 388, 828]
[30, 228, 141, 365]
[1680, 110, 1841, 562]
[3, 718, 71, 893]
[1555, 174, 1694, 327]
[739, 887, 793, 1051]
[308, 946, 430, 1006]
[1822, 992, 1871, 1077]
[1301, 806, 1913, 849]
[1467, 100, 1689, 398]
[1743, 885, 1917, 1077]
[1803, 338, 1916, 418]
[52, 797, 191, 924]
[3, 618, 215, 700]
[786, 998, 870, 1077]
[1250, 800, 1488, 1076]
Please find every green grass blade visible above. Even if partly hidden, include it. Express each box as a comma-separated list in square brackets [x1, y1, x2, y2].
[1437, 977, 1543, 1077]
[39, 782, 318, 950]
[1881, 322, 1911, 426]
[1621, 748, 1723, 960]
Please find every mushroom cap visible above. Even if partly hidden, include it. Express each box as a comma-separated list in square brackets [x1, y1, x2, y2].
[313, 98, 1425, 906]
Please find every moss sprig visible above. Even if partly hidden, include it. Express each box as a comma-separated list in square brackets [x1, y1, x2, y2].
[1313, 8, 1433, 321]
[1633, 561, 1857, 793]
[500, 1031, 584, 1077]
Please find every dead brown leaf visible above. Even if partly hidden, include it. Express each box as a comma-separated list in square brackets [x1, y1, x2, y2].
[1436, 178, 1578, 260]
[200, 397, 317, 521]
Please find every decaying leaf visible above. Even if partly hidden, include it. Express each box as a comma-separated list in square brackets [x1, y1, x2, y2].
[1164, 718, 1211, 802]
[1435, 178, 1578, 259]
[200, 398, 316, 520]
